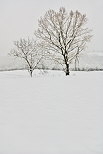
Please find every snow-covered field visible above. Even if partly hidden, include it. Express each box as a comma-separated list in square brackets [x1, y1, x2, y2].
[0, 70, 103, 154]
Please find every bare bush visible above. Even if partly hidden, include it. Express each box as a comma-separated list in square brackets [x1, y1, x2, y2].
[10, 38, 43, 77]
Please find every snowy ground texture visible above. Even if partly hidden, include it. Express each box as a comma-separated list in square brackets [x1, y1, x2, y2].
[0, 70, 103, 154]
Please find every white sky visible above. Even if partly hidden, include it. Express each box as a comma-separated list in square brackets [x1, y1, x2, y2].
[0, 0, 103, 55]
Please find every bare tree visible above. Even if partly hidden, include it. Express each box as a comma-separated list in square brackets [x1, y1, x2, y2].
[10, 38, 43, 77]
[35, 7, 92, 75]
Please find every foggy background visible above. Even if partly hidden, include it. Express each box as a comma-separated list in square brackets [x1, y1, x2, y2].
[0, 0, 103, 70]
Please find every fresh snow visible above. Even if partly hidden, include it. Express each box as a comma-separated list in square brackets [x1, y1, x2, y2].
[0, 70, 103, 154]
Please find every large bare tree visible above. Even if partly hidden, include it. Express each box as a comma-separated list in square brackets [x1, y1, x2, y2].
[35, 7, 92, 75]
[10, 38, 43, 77]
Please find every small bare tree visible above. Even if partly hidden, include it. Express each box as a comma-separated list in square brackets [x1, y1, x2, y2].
[35, 7, 92, 75]
[10, 38, 43, 77]
[74, 55, 79, 71]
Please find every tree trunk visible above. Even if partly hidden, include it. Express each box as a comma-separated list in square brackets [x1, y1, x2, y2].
[66, 64, 70, 75]
[30, 70, 33, 77]
[75, 59, 77, 71]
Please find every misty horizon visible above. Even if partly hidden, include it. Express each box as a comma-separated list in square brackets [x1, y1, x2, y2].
[0, 0, 103, 56]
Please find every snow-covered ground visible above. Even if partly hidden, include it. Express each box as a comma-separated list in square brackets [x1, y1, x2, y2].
[0, 70, 103, 154]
